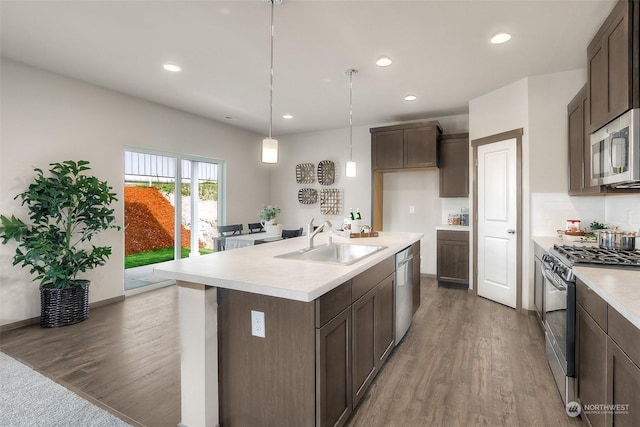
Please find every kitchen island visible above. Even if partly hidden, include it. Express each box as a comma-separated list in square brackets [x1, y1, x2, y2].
[154, 231, 422, 427]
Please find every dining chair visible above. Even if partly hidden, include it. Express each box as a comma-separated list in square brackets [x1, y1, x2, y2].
[248, 222, 264, 233]
[218, 224, 243, 235]
[214, 224, 244, 251]
[281, 227, 303, 239]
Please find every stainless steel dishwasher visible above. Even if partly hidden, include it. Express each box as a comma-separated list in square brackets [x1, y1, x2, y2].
[395, 246, 413, 345]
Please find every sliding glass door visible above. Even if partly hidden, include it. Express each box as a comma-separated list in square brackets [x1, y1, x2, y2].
[123, 149, 223, 291]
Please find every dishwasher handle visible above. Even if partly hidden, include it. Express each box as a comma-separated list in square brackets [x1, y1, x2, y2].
[396, 252, 413, 270]
[397, 256, 413, 269]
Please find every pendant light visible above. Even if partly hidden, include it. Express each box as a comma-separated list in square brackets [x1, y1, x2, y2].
[262, 0, 282, 164]
[345, 69, 358, 177]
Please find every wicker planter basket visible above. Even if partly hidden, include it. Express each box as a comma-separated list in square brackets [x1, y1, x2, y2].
[40, 280, 90, 328]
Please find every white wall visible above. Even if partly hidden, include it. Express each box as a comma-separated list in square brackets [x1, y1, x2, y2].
[527, 69, 640, 234]
[382, 171, 440, 274]
[0, 59, 270, 326]
[270, 126, 372, 232]
[469, 69, 587, 310]
[528, 70, 587, 194]
[469, 77, 530, 298]
[270, 114, 469, 275]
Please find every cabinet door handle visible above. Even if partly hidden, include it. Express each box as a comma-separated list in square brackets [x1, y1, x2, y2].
[507, 229, 516, 234]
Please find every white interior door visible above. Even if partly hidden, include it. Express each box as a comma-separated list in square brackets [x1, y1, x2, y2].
[477, 138, 517, 308]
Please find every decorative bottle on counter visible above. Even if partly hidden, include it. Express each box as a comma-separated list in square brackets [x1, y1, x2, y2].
[349, 208, 355, 221]
[356, 208, 362, 221]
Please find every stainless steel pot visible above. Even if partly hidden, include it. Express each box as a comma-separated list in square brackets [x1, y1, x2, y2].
[596, 229, 637, 250]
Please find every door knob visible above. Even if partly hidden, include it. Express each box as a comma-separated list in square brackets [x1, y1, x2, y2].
[507, 229, 516, 234]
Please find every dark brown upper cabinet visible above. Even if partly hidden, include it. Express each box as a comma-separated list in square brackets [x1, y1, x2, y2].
[568, 85, 601, 195]
[587, 0, 639, 132]
[370, 121, 442, 170]
[439, 133, 469, 198]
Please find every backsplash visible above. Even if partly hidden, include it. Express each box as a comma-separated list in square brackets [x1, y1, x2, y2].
[441, 198, 469, 225]
[605, 195, 640, 232]
[531, 193, 640, 235]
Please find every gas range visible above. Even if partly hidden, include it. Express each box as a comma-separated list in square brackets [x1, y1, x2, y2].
[551, 244, 640, 268]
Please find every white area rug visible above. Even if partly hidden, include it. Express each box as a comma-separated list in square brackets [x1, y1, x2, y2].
[0, 351, 133, 426]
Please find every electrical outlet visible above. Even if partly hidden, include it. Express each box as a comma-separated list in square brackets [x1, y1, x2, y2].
[251, 310, 265, 338]
[409, 205, 415, 214]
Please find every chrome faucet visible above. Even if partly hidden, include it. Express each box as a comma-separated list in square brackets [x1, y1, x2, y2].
[307, 218, 332, 249]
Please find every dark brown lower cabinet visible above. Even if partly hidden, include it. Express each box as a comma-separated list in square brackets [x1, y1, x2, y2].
[352, 274, 394, 407]
[219, 254, 400, 427]
[576, 279, 640, 427]
[606, 305, 640, 427]
[374, 274, 394, 365]
[352, 284, 376, 406]
[436, 230, 469, 286]
[577, 303, 607, 427]
[606, 336, 640, 426]
[317, 307, 352, 427]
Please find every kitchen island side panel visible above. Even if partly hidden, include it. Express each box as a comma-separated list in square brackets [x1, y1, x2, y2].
[218, 288, 316, 426]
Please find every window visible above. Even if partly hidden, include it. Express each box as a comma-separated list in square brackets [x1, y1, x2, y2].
[123, 149, 224, 292]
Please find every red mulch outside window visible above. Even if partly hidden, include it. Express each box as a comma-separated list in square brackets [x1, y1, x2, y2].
[124, 187, 194, 255]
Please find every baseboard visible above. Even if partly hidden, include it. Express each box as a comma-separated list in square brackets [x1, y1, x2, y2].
[420, 273, 436, 279]
[90, 295, 125, 309]
[0, 317, 39, 333]
[124, 279, 175, 297]
[438, 281, 469, 290]
[0, 295, 126, 333]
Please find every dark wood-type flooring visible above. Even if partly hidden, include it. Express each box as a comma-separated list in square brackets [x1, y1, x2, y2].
[1, 278, 583, 427]
[0, 286, 180, 427]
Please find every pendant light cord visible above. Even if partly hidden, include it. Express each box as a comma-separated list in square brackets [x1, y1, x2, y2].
[346, 69, 358, 162]
[349, 71, 353, 161]
[268, 0, 275, 139]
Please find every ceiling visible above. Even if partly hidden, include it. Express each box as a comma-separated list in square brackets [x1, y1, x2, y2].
[0, 0, 617, 136]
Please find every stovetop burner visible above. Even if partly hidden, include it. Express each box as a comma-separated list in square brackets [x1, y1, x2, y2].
[552, 245, 640, 268]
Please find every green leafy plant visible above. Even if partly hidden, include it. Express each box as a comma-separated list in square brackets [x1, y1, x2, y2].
[0, 160, 120, 289]
[589, 221, 607, 230]
[258, 204, 281, 223]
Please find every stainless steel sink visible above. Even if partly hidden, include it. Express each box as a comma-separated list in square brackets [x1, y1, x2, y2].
[275, 243, 387, 265]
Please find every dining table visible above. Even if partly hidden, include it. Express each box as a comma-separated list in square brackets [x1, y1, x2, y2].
[223, 233, 283, 250]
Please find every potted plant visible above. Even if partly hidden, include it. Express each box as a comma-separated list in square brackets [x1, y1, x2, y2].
[258, 204, 282, 236]
[0, 160, 119, 327]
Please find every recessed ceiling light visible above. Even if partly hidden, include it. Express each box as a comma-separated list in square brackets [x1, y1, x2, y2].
[376, 56, 393, 67]
[162, 63, 181, 72]
[283, 114, 293, 119]
[404, 94, 417, 101]
[490, 32, 512, 45]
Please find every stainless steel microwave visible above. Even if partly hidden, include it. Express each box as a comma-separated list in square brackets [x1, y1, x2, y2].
[590, 108, 640, 188]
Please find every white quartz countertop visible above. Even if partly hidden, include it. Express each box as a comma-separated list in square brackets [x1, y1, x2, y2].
[153, 231, 423, 302]
[574, 266, 640, 329]
[436, 225, 470, 231]
[532, 236, 640, 329]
